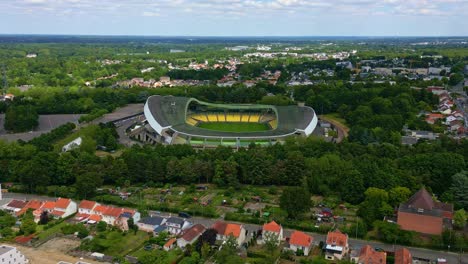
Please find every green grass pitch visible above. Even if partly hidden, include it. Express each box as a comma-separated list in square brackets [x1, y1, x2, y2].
[197, 122, 270, 132]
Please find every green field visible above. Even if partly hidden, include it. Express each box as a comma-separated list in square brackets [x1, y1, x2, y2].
[197, 122, 270, 132]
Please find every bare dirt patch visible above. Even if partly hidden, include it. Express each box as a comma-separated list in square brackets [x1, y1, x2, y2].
[6, 238, 101, 264]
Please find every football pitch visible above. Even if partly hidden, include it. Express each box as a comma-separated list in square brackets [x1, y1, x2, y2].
[197, 122, 270, 132]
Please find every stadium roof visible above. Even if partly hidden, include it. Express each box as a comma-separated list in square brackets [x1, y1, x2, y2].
[144, 95, 317, 139]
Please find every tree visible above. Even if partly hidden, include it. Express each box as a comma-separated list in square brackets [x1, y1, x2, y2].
[20, 211, 37, 235]
[280, 186, 311, 219]
[39, 211, 49, 225]
[196, 228, 217, 252]
[389, 187, 411, 207]
[97, 221, 107, 232]
[453, 209, 466, 229]
[75, 171, 103, 199]
[358, 188, 391, 225]
[127, 218, 137, 234]
[4, 105, 39, 132]
[451, 171, 468, 210]
[263, 231, 280, 253]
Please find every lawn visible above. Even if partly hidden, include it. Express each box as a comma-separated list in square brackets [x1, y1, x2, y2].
[84, 230, 150, 257]
[36, 221, 69, 242]
[197, 122, 270, 132]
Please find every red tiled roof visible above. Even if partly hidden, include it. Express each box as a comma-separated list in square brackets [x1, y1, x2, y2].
[406, 188, 434, 210]
[164, 238, 176, 248]
[50, 210, 65, 217]
[181, 224, 206, 242]
[75, 213, 90, 220]
[55, 198, 71, 209]
[93, 205, 109, 214]
[5, 199, 27, 209]
[41, 201, 56, 210]
[104, 207, 123, 217]
[263, 221, 281, 233]
[225, 224, 242, 238]
[326, 230, 348, 247]
[212, 221, 242, 238]
[25, 200, 43, 210]
[395, 248, 412, 264]
[79, 200, 96, 210]
[88, 214, 102, 222]
[290, 231, 313, 247]
[359, 245, 386, 264]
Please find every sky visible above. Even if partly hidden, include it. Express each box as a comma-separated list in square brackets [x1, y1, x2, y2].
[1, 0, 467, 36]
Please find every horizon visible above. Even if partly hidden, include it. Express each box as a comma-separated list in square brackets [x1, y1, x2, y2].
[1, 0, 467, 36]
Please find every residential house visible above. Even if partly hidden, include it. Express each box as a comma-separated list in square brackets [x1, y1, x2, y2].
[51, 198, 77, 218]
[288, 231, 313, 256]
[137, 216, 166, 233]
[163, 238, 177, 251]
[258, 221, 283, 245]
[2, 200, 27, 214]
[425, 113, 444, 124]
[356, 245, 386, 264]
[394, 248, 412, 264]
[165, 217, 190, 235]
[397, 188, 453, 235]
[0, 245, 29, 264]
[177, 224, 206, 248]
[115, 209, 141, 231]
[16, 200, 43, 217]
[212, 221, 246, 246]
[325, 230, 349, 260]
[78, 200, 98, 215]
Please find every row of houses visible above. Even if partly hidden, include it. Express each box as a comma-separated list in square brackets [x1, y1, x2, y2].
[136, 215, 412, 264]
[425, 86, 465, 135]
[2, 198, 140, 231]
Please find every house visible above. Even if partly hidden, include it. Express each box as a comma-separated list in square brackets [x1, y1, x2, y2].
[62, 137, 82, 152]
[115, 208, 141, 231]
[101, 207, 122, 225]
[163, 238, 177, 251]
[137, 216, 166, 233]
[2, 199, 27, 214]
[16, 200, 43, 217]
[212, 221, 246, 246]
[425, 113, 444, 124]
[325, 230, 349, 260]
[78, 200, 98, 215]
[177, 224, 206, 248]
[51, 198, 77, 218]
[258, 221, 283, 245]
[356, 245, 386, 264]
[0, 245, 29, 264]
[288, 231, 313, 256]
[397, 188, 453, 235]
[165, 217, 191, 235]
[394, 248, 412, 264]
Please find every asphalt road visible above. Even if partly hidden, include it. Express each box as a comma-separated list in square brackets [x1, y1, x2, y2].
[2, 193, 466, 263]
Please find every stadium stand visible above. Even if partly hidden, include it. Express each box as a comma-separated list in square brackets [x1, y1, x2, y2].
[186, 118, 198, 126]
[207, 114, 218, 122]
[249, 114, 260, 122]
[269, 119, 278, 129]
[218, 113, 226, 122]
[241, 114, 250, 122]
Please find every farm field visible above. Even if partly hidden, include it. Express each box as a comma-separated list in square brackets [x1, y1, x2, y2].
[197, 122, 270, 132]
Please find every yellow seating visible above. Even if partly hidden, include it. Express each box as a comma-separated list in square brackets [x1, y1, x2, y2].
[218, 113, 226, 122]
[207, 114, 218, 122]
[269, 119, 278, 129]
[249, 114, 260, 122]
[241, 114, 249, 122]
[191, 114, 208, 122]
[186, 118, 198, 126]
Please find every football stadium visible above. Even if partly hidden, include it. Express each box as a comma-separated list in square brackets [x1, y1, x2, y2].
[143, 95, 318, 147]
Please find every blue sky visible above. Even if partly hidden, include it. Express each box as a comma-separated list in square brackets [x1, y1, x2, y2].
[1, 0, 467, 36]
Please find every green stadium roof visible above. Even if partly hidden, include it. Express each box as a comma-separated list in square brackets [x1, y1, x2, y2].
[144, 95, 317, 139]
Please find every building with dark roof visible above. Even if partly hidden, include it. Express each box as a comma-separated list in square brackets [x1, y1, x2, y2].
[165, 217, 190, 235]
[397, 188, 453, 235]
[137, 216, 166, 233]
[177, 224, 206, 248]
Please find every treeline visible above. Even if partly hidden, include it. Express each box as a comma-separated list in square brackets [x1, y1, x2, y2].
[1, 135, 466, 209]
